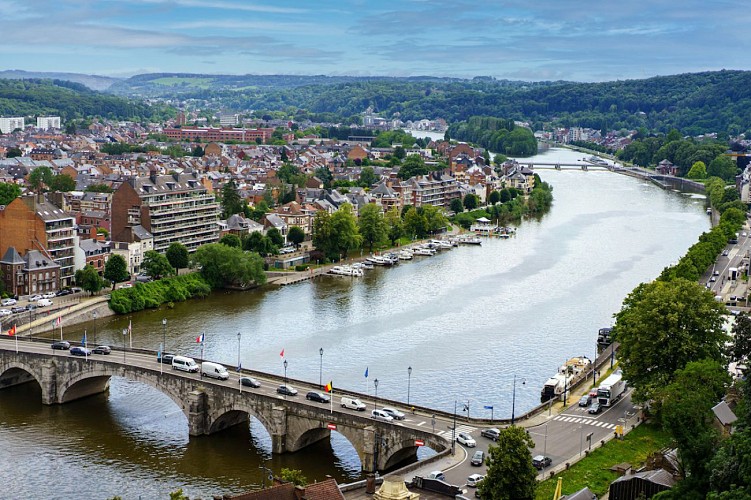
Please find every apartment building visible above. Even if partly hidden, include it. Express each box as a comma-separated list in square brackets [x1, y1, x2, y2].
[111, 172, 220, 253]
[36, 116, 61, 130]
[0, 194, 76, 288]
[0, 117, 24, 133]
[163, 126, 274, 143]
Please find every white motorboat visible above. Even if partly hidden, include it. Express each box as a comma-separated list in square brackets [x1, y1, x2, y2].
[398, 249, 413, 260]
[412, 247, 434, 256]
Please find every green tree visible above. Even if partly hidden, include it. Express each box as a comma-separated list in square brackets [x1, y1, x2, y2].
[267, 227, 285, 247]
[421, 205, 448, 234]
[85, 184, 113, 193]
[165, 242, 189, 273]
[6, 147, 22, 158]
[221, 180, 243, 218]
[141, 250, 175, 280]
[287, 225, 305, 247]
[49, 174, 76, 192]
[330, 204, 362, 259]
[103, 254, 130, 289]
[393, 145, 406, 159]
[193, 243, 266, 288]
[708, 156, 738, 182]
[463, 193, 479, 210]
[169, 489, 190, 500]
[488, 190, 501, 204]
[312, 210, 335, 259]
[479, 426, 537, 500]
[359, 166, 377, 187]
[75, 264, 105, 295]
[661, 359, 730, 493]
[450, 198, 464, 214]
[280, 468, 308, 486]
[219, 234, 242, 248]
[403, 206, 427, 239]
[192, 145, 204, 157]
[687, 161, 708, 180]
[358, 203, 387, 252]
[249, 200, 269, 221]
[730, 312, 751, 367]
[384, 207, 403, 245]
[612, 278, 729, 403]
[0, 182, 21, 205]
[28, 166, 53, 193]
[397, 155, 429, 180]
[314, 166, 333, 189]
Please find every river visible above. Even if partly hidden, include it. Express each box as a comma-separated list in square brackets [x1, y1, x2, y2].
[0, 147, 710, 499]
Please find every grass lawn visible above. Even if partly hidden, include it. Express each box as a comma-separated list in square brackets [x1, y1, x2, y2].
[535, 423, 672, 499]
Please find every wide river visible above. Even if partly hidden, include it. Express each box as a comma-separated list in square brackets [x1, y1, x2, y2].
[0, 147, 710, 499]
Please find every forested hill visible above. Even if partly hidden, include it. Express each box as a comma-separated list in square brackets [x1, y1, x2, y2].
[0, 79, 168, 122]
[111, 70, 751, 136]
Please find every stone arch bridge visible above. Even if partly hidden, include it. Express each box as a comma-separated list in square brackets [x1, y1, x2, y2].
[0, 347, 449, 472]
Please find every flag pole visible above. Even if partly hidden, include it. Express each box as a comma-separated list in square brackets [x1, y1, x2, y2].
[14, 325, 18, 354]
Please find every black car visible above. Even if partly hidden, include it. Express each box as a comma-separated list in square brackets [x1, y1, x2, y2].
[480, 428, 500, 441]
[306, 391, 330, 403]
[578, 395, 591, 407]
[92, 345, 111, 355]
[11, 306, 26, 314]
[588, 402, 602, 414]
[51, 340, 70, 350]
[70, 346, 92, 356]
[470, 450, 485, 466]
[158, 353, 175, 364]
[56, 289, 72, 296]
[532, 455, 552, 470]
[239, 376, 261, 388]
[277, 384, 298, 396]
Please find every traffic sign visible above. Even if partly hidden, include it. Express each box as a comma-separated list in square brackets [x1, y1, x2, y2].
[327, 423, 337, 430]
[414, 439, 425, 446]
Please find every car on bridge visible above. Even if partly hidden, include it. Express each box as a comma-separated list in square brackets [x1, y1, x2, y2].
[42, 292, 56, 299]
[11, 306, 25, 313]
[306, 391, 330, 403]
[51, 341, 70, 350]
[277, 384, 298, 396]
[239, 377, 261, 388]
[371, 409, 394, 422]
[70, 346, 91, 356]
[532, 455, 552, 470]
[457, 432, 476, 447]
[29, 294, 43, 302]
[92, 345, 111, 355]
[0, 309, 10, 316]
[158, 353, 175, 364]
[381, 407, 406, 420]
[480, 428, 500, 441]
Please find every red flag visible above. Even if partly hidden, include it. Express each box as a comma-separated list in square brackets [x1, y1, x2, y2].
[279, 348, 285, 358]
[54, 316, 61, 326]
[8, 325, 16, 337]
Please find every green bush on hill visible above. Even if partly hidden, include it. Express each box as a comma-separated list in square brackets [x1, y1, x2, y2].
[109, 273, 211, 314]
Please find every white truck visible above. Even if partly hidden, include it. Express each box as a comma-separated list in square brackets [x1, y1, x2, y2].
[596, 370, 626, 407]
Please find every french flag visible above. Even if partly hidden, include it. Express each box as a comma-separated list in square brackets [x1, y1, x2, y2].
[196, 333, 205, 343]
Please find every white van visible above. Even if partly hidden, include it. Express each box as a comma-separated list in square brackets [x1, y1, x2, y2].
[201, 361, 229, 380]
[172, 356, 199, 373]
[340, 396, 367, 411]
[37, 298, 53, 307]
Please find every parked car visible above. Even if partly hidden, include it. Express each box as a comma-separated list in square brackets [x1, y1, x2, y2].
[710, 276, 717, 282]
[466, 474, 485, 487]
[11, 306, 26, 313]
[70, 346, 92, 356]
[306, 391, 330, 403]
[0, 309, 11, 316]
[588, 402, 602, 414]
[427, 471, 445, 481]
[457, 432, 476, 447]
[29, 294, 43, 302]
[135, 273, 152, 283]
[381, 407, 406, 420]
[239, 376, 261, 388]
[578, 394, 591, 407]
[51, 341, 70, 350]
[532, 455, 552, 470]
[70, 287, 82, 293]
[56, 289, 72, 296]
[42, 292, 56, 299]
[1, 298, 17, 306]
[92, 345, 111, 355]
[470, 450, 485, 466]
[480, 428, 500, 441]
[371, 409, 394, 422]
[277, 384, 298, 396]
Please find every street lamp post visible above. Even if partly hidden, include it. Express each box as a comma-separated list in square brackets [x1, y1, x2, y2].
[511, 375, 526, 425]
[319, 347, 324, 389]
[122, 328, 127, 362]
[161, 318, 167, 360]
[283, 359, 288, 399]
[237, 332, 241, 371]
[374, 378, 379, 411]
[407, 366, 412, 405]
[92, 311, 98, 344]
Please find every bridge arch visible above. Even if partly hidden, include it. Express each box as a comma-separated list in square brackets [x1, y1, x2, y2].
[206, 400, 278, 438]
[0, 360, 45, 397]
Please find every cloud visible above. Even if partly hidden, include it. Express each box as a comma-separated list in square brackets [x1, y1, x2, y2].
[124, 0, 307, 14]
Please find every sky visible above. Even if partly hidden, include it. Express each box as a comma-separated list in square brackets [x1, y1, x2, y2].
[0, 0, 748, 82]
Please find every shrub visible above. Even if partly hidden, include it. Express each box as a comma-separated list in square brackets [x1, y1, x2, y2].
[108, 273, 211, 314]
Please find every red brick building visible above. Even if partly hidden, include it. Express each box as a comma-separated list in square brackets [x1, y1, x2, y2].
[164, 127, 274, 143]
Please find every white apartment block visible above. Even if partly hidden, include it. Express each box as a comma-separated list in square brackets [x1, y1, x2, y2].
[0, 117, 25, 133]
[36, 116, 61, 130]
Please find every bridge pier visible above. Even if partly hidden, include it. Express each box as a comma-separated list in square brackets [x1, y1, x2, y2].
[187, 390, 208, 436]
[271, 406, 287, 453]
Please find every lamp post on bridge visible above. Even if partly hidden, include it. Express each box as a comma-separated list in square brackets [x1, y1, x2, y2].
[283, 359, 288, 399]
[122, 328, 127, 362]
[92, 311, 98, 345]
[237, 332, 242, 372]
[319, 347, 324, 389]
[161, 318, 167, 363]
[374, 378, 379, 411]
[407, 366, 412, 406]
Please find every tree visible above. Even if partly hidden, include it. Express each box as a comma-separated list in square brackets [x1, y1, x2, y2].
[287, 226, 305, 247]
[0, 182, 21, 206]
[280, 468, 308, 486]
[359, 166, 377, 187]
[730, 312, 751, 368]
[421, 205, 448, 234]
[219, 234, 242, 248]
[221, 180, 243, 218]
[28, 166, 53, 193]
[488, 190, 501, 205]
[75, 264, 105, 295]
[141, 250, 175, 280]
[49, 174, 76, 192]
[267, 227, 285, 247]
[687, 161, 708, 180]
[384, 207, 403, 245]
[330, 204, 362, 259]
[165, 242, 189, 273]
[397, 155, 429, 180]
[479, 426, 537, 500]
[708, 156, 738, 182]
[612, 278, 729, 403]
[192, 145, 204, 157]
[661, 359, 730, 493]
[103, 254, 129, 289]
[358, 203, 387, 252]
[403, 206, 427, 239]
[314, 166, 333, 189]
[463, 193, 479, 210]
[450, 198, 464, 214]
[193, 243, 266, 289]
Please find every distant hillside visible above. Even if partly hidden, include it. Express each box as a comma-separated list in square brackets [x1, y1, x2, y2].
[0, 70, 119, 91]
[108, 70, 751, 135]
[0, 79, 169, 122]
